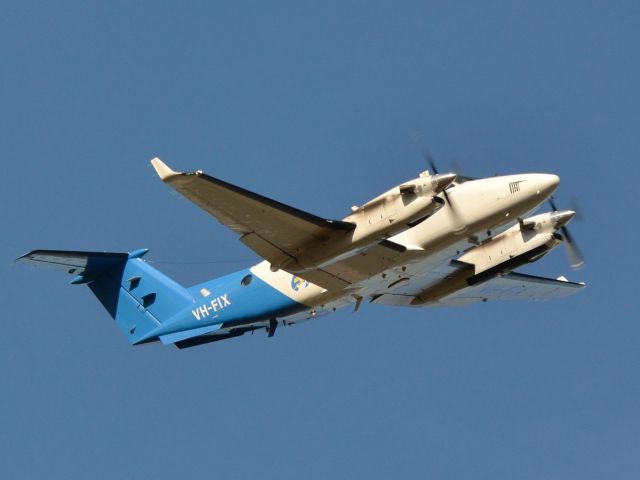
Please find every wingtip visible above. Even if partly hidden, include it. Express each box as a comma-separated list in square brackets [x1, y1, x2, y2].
[15, 250, 36, 264]
[150, 157, 180, 181]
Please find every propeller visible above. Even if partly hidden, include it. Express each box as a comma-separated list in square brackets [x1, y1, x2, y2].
[549, 197, 585, 270]
[426, 153, 466, 233]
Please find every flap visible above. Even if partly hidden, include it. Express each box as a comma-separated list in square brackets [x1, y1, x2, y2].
[296, 241, 424, 290]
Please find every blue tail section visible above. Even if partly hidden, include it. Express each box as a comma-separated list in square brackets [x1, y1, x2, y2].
[84, 251, 195, 344]
[17, 248, 307, 348]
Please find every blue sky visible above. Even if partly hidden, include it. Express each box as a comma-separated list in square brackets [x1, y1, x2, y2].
[2, 1, 639, 478]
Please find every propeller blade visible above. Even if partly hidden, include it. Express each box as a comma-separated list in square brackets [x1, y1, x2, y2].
[560, 225, 585, 270]
[427, 155, 438, 175]
[549, 196, 585, 269]
[425, 154, 466, 233]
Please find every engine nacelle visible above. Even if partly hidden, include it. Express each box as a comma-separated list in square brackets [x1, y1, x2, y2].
[344, 189, 443, 244]
[277, 171, 456, 273]
[457, 225, 558, 280]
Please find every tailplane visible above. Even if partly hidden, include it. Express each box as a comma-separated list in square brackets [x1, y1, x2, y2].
[16, 249, 194, 344]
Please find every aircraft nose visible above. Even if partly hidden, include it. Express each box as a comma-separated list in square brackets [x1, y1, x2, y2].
[534, 174, 560, 198]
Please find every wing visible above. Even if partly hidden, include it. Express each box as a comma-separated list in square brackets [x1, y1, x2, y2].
[434, 271, 585, 306]
[151, 158, 355, 268]
[298, 239, 422, 291]
[369, 271, 585, 307]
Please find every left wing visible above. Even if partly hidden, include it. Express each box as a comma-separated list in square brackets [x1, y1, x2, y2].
[151, 158, 417, 292]
[151, 158, 355, 271]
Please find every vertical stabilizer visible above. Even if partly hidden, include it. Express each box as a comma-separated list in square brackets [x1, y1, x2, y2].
[16, 249, 195, 344]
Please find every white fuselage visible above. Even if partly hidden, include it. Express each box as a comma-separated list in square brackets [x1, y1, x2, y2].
[248, 173, 560, 324]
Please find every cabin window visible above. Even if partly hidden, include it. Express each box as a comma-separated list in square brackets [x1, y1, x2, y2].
[241, 274, 253, 286]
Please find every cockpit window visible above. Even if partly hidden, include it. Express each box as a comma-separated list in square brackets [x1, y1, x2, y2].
[455, 175, 477, 184]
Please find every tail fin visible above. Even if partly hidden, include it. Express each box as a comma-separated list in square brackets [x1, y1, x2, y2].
[16, 249, 194, 344]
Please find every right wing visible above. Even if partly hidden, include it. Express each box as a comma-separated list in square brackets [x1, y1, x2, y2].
[433, 271, 585, 306]
[151, 158, 355, 269]
[370, 271, 585, 307]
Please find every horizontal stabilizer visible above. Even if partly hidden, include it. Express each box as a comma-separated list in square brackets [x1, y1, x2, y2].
[16, 250, 144, 277]
[159, 323, 223, 345]
[175, 330, 246, 349]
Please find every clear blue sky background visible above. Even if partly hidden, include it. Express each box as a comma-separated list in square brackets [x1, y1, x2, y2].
[2, 1, 638, 478]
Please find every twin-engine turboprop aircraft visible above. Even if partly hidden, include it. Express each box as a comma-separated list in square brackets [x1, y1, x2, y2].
[17, 158, 585, 349]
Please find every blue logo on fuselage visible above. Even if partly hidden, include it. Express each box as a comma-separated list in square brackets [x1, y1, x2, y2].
[290, 276, 309, 292]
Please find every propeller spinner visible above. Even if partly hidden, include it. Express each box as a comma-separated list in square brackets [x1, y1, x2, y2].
[426, 154, 466, 233]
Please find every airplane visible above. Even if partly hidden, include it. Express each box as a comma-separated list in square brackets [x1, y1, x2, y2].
[17, 158, 585, 349]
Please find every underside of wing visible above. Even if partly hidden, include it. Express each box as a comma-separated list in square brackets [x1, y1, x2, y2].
[369, 270, 585, 307]
[433, 271, 585, 306]
[296, 240, 421, 291]
[151, 158, 354, 269]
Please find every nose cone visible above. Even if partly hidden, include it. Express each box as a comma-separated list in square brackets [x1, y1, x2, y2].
[552, 210, 576, 228]
[535, 174, 560, 198]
